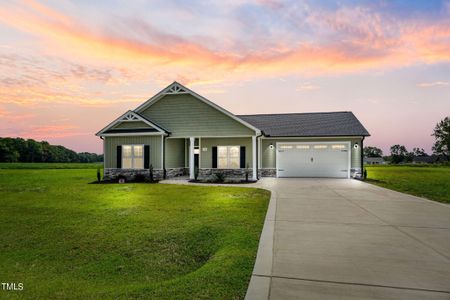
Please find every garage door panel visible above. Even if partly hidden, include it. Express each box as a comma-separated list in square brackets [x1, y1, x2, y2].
[277, 143, 349, 178]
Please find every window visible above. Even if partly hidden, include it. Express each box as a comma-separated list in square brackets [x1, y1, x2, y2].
[296, 145, 310, 149]
[279, 145, 293, 149]
[313, 145, 328, 149]
[217, 146, 240, 169]
[332, 144, 347, 150]
[122, 145, 144, 169]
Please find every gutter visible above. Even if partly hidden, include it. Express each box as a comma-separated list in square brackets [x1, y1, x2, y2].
[361, 136, 365, 179]
[256, 132, 264, 179]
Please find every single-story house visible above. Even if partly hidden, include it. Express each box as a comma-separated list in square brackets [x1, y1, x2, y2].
[412, 155, 447, 164]
[96, 82, 370, 180]
[364, 157, 386, 165]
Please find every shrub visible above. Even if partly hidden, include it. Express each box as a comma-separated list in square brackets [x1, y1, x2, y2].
[244, 163, 250, 182]
[96, 167, 101, 182]
[213, 171, 226, 183]
[134, 173, 146, 182]
[149, 164, 154, 182]
[194, 166, 199, 181]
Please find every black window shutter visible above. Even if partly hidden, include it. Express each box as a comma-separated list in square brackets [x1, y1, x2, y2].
[212, 146, 217, 168]
[144, 145, 150, 169]
[240, 146, 246, 168]
[116, 145, 122, 168]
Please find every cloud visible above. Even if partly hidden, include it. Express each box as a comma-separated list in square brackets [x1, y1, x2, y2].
[297, 82, 320, 91]
[0, 0, 449, 82]
[417, 81, 449, 87]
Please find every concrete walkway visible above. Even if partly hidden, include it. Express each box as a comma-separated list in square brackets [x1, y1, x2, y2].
[246, 178, 450, 300]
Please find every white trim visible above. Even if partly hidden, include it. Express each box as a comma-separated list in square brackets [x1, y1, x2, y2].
[189, 137, 195, 179]
[258, 137, 262, 169]
[199, 137, 202, 169]
[262, 136, 363, 140]
[166, 135, 254, 139]
[275, 141, 351, 179]
[252, 136, 257, 180]
[134, 82, 261, 135]
[99, 132, 164, 137]
[161, 135, 164, 170]
[96, 110, 167, 136]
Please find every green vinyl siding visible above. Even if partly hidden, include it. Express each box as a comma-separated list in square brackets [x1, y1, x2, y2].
[104, 136, 162, 169]
[261, 137, 362, 169]
[200, 137, 253, 168]
[113, 121, 151, 129]
[139, 94, 255, 137]
[166, 138, 185, 168]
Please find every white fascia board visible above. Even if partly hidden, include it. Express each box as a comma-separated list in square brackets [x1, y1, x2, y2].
[95, 110, 167, 136]
[98, 132, 165, 137]
[261, 136, 364, 140]
[133, 82, 261, 135]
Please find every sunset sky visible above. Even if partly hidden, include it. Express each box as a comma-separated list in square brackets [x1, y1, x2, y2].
[0, 0, 449, 154]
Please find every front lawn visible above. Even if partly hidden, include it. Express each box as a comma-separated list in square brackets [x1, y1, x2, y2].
[0, 167, 270, 299]
[365, 165, 450, 203]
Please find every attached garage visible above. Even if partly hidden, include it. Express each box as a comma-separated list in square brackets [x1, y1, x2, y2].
[276, 142, 351, 178]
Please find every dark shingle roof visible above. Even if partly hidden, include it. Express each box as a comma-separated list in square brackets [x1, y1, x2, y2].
[238, 111, 370, 137]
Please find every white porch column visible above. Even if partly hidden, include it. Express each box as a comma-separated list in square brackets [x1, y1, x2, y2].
[252, 135, 257, 180]
[189, 137, 195, 179]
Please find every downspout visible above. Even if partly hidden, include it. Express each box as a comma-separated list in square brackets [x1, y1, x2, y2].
[256, 131, 264, 180]
[360, 136, 365, 179]
[163, 133, 168, 179]
[100, 136, 105, 178]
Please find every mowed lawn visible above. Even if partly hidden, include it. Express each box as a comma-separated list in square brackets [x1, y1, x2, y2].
[0, 165, 270, 299]
[365, 165, 450, 203]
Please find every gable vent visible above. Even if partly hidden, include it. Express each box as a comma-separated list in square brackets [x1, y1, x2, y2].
[164, 83, 187, 94]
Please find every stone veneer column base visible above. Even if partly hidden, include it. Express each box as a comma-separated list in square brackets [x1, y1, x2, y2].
[198, 168, 253, 179]
[258, 168, 276, 177]
[104, 168, 164, 181]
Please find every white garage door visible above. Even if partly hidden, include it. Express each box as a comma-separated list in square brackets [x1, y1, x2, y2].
[277, 142, 350, 178]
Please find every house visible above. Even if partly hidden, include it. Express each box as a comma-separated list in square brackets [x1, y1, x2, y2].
[412, 155, 447, 164]
[96, 82, 370, 180]
[364, 157, 386, 165]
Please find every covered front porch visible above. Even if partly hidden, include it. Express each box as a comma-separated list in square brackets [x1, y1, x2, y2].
[165, 136, 258, 181]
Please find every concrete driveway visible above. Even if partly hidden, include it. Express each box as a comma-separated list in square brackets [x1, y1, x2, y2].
[246, 178, 450, 300]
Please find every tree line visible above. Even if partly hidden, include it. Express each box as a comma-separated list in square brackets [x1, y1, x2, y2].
[0, 137, 103, 163]
[363, 116, 449, 164]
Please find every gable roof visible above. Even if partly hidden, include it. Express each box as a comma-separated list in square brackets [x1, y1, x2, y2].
[134, 82, 261, 134]
[96, 110, 169, 136]
[238, 112, 370, 137]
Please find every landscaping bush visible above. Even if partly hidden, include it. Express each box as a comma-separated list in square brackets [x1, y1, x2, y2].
[96, 167, 101, 182]
[133, 173, 146, 182]
[194, 166, 199, 181]
[149, 164, 154, 182]
[213, 171, 226, 183]
[244, 163, 250, 182]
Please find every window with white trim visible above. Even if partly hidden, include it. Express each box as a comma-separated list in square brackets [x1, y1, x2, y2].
[217, 146, 240, 169]
[122, 145, 144, 169]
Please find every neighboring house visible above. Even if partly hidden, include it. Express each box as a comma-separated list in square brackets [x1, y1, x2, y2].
[96, 82, 370, 180]
[364, 157, 386, 165]
[412, 155, 447, 164]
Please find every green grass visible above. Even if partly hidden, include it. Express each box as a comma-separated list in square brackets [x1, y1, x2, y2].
[365, 165, 450, 203]
[0, 162, 102, 169]
[0, 168, 270, 299]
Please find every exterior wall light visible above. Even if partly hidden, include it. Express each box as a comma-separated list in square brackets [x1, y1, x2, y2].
[269, 143, 274, 150]
[354, 143, 359, 149]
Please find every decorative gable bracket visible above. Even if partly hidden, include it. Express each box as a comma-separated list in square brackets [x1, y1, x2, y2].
[121, 113, 140, 121]
[163, 82, 188, 94]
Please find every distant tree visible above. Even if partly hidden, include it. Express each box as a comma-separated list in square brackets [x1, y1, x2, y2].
[390, 144, 408, 164]
[412, 147, 427, 157]
[363, 146, 383, 158]
[0, 137, 103, 163]
[432, 117, 450, 161]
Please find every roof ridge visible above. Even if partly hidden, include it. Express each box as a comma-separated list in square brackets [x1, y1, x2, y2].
[237, 111, 352, 117]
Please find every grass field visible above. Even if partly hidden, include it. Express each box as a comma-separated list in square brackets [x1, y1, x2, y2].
[0, 162, 102, 169]
[0, 165, 270, 299]
[365, 165, 450, 203]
